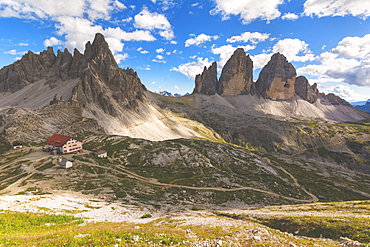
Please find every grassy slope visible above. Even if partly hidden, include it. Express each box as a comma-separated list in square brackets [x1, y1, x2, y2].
[0, 209, 345, 247]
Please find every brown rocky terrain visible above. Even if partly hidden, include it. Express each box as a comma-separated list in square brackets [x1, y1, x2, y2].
[0, 33, 214, 142]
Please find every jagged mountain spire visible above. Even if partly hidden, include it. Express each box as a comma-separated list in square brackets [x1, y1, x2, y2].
[255, 53, 296, 100]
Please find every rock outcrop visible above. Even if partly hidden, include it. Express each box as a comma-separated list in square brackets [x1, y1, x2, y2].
[294, 76, 319, 103]
[255, 53, 296, 100]
[0, 33, 146, 114]
[320, 92, 351, 106]
[218, 48, 254, 96]
[71, 33, 145, 115]
[193, 62, 218, 95]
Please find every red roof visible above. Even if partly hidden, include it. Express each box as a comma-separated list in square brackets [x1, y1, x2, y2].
[94, 150, 107, 155]
[46, 134, 78, 147]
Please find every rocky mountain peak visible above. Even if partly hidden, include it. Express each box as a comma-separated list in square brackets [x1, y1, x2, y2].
[193, 62, 218, 95]
[255, 53, 296, 100]
[70, 33, 146, 115]
[294, 76, 319, 103]
[218, 48, 254, 96]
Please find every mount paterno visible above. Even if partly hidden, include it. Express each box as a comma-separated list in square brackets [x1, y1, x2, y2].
[0, 33, 365, 142]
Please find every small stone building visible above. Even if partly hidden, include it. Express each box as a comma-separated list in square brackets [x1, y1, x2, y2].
[93, 150, 108, 158]
[12, 141, 23, 149]
[58, 157, 73, 169]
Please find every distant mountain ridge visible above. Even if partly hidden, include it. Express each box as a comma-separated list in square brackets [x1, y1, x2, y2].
[157, 90, 188, 97]
[193, 48, 352, 108]
[356, 101, 370, 113]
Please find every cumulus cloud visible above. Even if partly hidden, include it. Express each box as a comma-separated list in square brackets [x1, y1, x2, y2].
[156, 48, 165, 53]
[159, 30, 174, 40]
[281, 12, 299, 20]
[298, 34, 370, 87]
[114, 53, 129, 64]
[303, 0, 370, 18]
[174, 85, 180, 90]
[0, 0, 157, 64]
[185, 33, 219, 47]
[226, 32, 270, 44]
[43, 36, 62, 47]
[272, 38, 315, 62]
[210, 0, 283, 24]
[0, 0, 124, 21]
[138, 65, 151, 70]
[137, 47, 149, 54]
[156, 54, 164, 59]
[326, 84, 369, 101]
[133, 8, 174, 40]
[211, 44, 256, 66]
[134, 8, 170, 30]
[171, 57, 212, 80]
[4, 49, 26, 55]
[331, 34, 370, 58]
[251, 53, 273, 69]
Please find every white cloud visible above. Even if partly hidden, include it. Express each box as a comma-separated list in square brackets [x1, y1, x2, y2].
[134, 8, 171, 30]
[4, 49, 26, 55]
[174, 85, 180, 90]
[114, 53, 128, 64]
[185, 33, 219, 47]
[133, 8, 174, 40]
[138, 65, 151, 70]
[304, 0, 370, 18]
[171, 57, 212, 79]
[104, 27, 156, 41]
[326, 84, 369, 101]
[226, 32, 270, 44]
[156, 54, 164, 59]
[212, 44, 256, 67]
[0, 0, 124, 21]
[156, 48, 165, 53]
[170, 40, 177, 45]
[0, 1, 156, 64]
[210, 0, 283, 24]
[18, 42, 29, 46]
[281, 12, 299, 20]
[251, 53, 273, 69]
[152, 58, 166, 63]
[331, 34, 370, 58]
[44, 36, 62, 47]
[298, 34, 370, 87]
[137, 47, 149, 54]
[159, 30, 174, 40]
[151, 81, 156, 84]
[272, 38, 315, 62]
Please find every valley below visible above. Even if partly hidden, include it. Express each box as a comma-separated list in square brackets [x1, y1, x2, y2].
[0, 134, 369, 246]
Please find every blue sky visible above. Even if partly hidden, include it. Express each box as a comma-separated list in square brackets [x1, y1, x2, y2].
[1, 0, 370, 102]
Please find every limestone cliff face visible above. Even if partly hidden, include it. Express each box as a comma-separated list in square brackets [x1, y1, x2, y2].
[218, 48, 254, 96]
[255, 53, 296, 100]
[71, 33, 145, 115]
[0, 47, 57, 93]
[294, 76, 319, 103]
[193, 62, 218, 95]
[0, 33, 146, 115]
